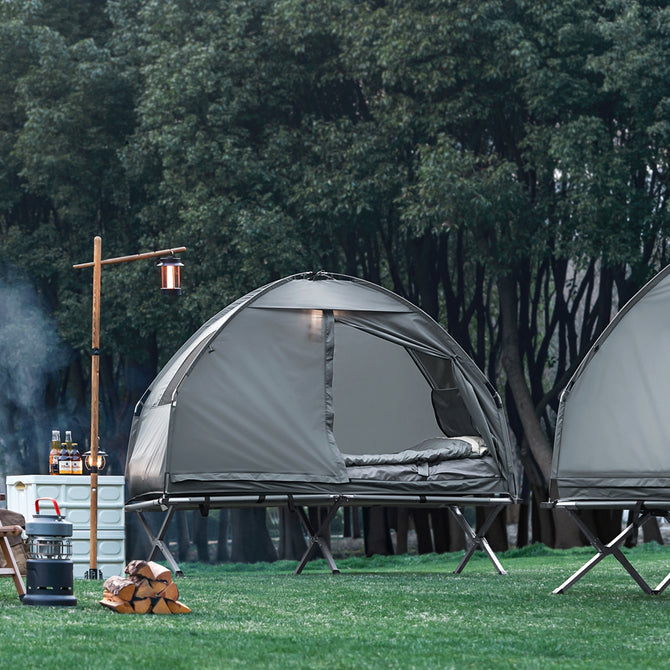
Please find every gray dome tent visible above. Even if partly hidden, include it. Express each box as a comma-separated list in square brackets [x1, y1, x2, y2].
[125, 272, 517, 575]
[126, 271, 516, 501]
[551, 264, 670, 501]
[549, 264, 670, 594]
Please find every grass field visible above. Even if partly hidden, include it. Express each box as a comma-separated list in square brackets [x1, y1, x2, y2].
[1, 543, 670, 669]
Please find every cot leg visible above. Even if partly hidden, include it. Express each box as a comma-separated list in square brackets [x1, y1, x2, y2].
[294, 499, 343, 575]
[654, 571, 670, 594]
[136, 508, 184, 577]
[552, 508, 653, 594]
[448, 503, 507, 575]
[653, 512, 670, 594]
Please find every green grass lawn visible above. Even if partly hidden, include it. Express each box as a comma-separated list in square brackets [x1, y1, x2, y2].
[2, 543, 670, 669]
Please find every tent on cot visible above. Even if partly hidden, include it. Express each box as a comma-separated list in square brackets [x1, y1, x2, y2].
[548, 263, 670, 594]
[125, 271, 518, 575]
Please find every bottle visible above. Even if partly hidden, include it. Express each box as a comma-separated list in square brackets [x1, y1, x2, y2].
[71, 443, 83, 475]
[65, 430, 73, 452]
[59, 443, 72, 475]
[50, 430, 61, 475]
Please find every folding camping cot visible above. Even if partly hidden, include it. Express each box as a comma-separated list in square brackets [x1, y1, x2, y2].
[548, 264, 670, 594]
[124, 272, 519, 575]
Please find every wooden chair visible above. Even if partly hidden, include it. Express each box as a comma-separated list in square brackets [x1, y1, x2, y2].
[0, 524, 26, 598]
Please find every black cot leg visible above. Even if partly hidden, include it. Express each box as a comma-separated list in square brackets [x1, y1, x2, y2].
[135, 507, 184, 577]
[448, 503, 507, 575]
[294, 499, 343, 575]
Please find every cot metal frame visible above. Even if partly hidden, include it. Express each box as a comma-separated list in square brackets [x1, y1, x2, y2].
[544, 500, 670, 595]
[126, 493, 514, 577]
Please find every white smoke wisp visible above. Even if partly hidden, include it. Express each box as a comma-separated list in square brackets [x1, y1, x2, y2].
[0, 277, 69, 476]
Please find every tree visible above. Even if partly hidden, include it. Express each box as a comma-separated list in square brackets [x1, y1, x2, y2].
[3, 0, 670, 557]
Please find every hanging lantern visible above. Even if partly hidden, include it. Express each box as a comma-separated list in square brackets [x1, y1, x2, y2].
[83, 450, 107, 473]
[157, 256, 183, 295]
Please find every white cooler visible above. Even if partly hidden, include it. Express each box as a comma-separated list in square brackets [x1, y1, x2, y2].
[5, 474, 126, 579]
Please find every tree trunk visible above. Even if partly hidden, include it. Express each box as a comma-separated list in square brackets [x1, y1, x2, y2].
[193, 511, 210, 563]
[230, 509, 278, 563]
[363, 507, 394, 556]
[395, 508, 409, 554]
[412, 510, 434, 554]
[430, 509, 450, 554]
[343, 508, 352, 538]
[499, 274, 582, 548]
[448, 514, 467, 551]
[216, 509, 229, 562]
[177, 510, 190, 562]
[516, 475, 530, 548]
[352, 506, 361, 538]
[342, 507, 362, 538]
[278, 508, 307, 560]
[476, 507, 509, 552]
[642, 517, 663, 545]
[499, 275, 554, 481]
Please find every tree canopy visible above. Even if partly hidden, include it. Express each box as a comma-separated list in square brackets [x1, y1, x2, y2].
[1, 0, 669, 548]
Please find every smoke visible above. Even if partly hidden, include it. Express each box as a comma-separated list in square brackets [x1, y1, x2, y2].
[0, 276, 70, 478]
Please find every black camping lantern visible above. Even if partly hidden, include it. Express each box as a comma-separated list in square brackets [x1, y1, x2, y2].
[157, 255, 183, 295]
[23, 498, 76, 607]
[83, 449, 107, 473]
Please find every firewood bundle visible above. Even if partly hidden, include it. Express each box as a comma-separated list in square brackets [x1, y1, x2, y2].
[99, 560, 191, 614]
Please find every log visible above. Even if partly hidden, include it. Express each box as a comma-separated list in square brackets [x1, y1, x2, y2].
[158, 581, 179, 601]
[151, 597, 171, 614]
[128, 576, 159, 598]
[145, 561, 172, 582]
[103, 576, 136, 601]
[128, 575, 171, 600]
[103, 562, 189, 614]
[167, 599, 191, 614]
[125, 559, 172, 582]
[100, 596, 134, 614]
[132, 597, 152, 614]
[124, 559, 149, 577]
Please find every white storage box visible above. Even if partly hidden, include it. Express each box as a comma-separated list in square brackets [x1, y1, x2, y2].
[5, 475, 125, 530]
[5, 474, 126, 579]
[71, 529, 126, 579]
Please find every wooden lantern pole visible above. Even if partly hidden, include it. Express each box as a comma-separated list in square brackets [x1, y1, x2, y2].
[89, 235, 102, 577]
[74, 237, 186, 579]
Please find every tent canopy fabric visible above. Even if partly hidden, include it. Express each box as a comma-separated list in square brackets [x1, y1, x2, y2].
[551, 264, 670, 501]
[126, 272, 518, 503]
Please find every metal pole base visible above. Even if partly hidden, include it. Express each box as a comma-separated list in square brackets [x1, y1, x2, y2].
[84, 568, 104, 580]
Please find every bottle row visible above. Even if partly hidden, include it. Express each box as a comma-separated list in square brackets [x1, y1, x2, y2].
[49, 430, 83, 475]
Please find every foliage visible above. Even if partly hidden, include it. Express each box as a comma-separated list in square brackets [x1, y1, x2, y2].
[1, 0, 670, 547]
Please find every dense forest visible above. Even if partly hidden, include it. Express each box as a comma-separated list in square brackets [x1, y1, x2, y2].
[1, 0, 669, 557]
